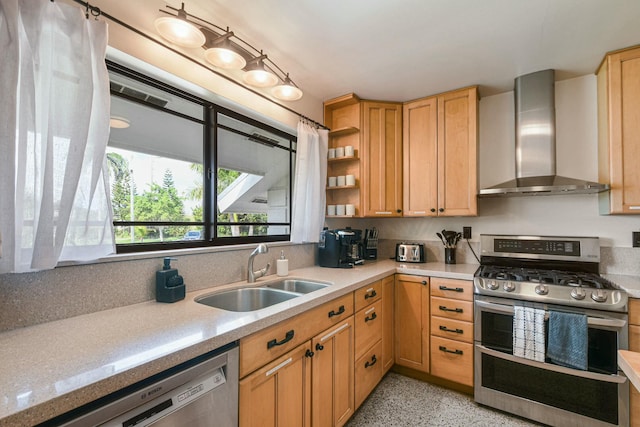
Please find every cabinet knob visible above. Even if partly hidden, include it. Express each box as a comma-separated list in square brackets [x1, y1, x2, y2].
[396, 209, 402, 213]
[421, 280, 427, 286]
[305, 349, 315, 358]
[430, 208, 436, 213]
[315, 343, 324, 351]
[439, 208, 444, 212]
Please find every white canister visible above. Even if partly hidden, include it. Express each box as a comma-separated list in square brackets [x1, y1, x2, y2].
[346, 204, 356, 216]
[327, 205, 336, 216]
[328, 148, 336, 159]
[335, 147, 345, 157]
[336, 204, 346, 216]
[337, 175, 346, 186]
[328, 176, 337, 187]
[346, 174, 356, 186]
[344, 145, 354, 157]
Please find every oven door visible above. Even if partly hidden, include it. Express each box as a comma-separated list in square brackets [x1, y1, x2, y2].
[474, 295, 629, 427]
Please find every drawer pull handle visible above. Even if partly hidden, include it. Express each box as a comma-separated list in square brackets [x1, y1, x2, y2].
[439, 285, 464, 292]
[305, 349, 315, 358]
[267, 330, 294, 349]
[365, 312, 378, 322]
[439, 305, 463, 313]
[439, 325, 463, 334]
[328, 305, 345, 318]
[365, 354, 378, 368]
[316, 343, 324, 351]
[365, 289, 377, 299]
[439, 346, 463, 355]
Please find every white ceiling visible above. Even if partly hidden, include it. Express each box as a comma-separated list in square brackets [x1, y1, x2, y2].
[100, 0, 640, 102]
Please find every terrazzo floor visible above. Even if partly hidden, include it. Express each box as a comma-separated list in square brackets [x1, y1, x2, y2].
[346, 372, 543, 426]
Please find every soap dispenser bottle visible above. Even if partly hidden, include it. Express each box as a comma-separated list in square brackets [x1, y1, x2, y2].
[156, 257, 185, 303]
[277, 250, 288, 277]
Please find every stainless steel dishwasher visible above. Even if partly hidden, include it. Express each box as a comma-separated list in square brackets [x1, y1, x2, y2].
[56, 342, 238, 427]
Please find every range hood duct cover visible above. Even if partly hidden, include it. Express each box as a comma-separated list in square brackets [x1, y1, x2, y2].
[479, 69, 609, 197]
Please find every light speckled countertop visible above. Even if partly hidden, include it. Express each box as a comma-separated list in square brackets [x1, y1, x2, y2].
[0, 260, 478, 427]
[605, 273, 640, 298]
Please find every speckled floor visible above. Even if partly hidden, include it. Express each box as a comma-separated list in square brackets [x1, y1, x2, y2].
[346, 372, 542, 427]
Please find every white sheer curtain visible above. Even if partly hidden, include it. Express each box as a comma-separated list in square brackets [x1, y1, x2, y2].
[0, 0, 114, 273]
[290, 122, 328, 243]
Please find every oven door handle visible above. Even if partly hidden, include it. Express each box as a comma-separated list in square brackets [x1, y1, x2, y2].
[476, 344, 628, 384]
[474, 300, 627, 328]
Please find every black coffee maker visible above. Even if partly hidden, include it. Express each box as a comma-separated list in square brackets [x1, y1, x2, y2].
[319, 227, 364, 268]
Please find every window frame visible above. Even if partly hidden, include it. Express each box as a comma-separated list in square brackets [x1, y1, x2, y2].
[107, 61, 295, 253]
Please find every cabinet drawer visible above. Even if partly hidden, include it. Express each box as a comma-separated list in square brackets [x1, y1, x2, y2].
[355, 340, 383, 409]
[430, 296, 473, 322]
[430, 278, 473, 301]
[430, 336, 473, 387]
[430, 316, 473, 344]
[240, 293, 354, 377]
[355, 302, 383, 359]
[355, 280, 382, 312]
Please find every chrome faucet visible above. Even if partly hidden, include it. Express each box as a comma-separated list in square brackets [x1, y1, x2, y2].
[247, 243, 270, 283]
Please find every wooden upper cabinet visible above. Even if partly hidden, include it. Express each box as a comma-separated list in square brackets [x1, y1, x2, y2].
[403, 87, 478, 217]
[403, 97, 438, 216]
[361, 101, 403, 217]
[598, 46, 640, 214]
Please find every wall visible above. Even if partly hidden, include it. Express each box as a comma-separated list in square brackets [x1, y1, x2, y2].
[328, 75, 640, 271]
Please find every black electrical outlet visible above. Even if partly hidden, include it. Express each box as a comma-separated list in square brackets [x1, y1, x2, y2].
[633, 232, 640, 248]
[463, 226, 472, 239]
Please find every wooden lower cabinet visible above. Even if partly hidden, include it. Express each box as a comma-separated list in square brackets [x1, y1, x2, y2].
[394, 274, 430, 372]
[311, 317, 355, 427]
[239, 342, 312, 427]
[381, 275, 395, 372]
[355, 340, 383, 408]
[629, 299, 640, 426]
[430, 336, 473, 387]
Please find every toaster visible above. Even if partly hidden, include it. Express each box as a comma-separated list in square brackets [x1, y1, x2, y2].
[396, 243, 426, 263]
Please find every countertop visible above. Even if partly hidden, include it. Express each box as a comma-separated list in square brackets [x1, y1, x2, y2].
[619, 350, 640, 393]
[606, 273, 640, 298]
[0, 260, 478, 427]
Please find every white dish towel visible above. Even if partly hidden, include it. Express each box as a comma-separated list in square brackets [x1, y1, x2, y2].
[513, 305, 545, 362]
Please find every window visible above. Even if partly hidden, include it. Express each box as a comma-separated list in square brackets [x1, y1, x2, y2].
[106, 62, 295, 252]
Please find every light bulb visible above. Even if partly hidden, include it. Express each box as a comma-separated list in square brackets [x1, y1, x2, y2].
[154, 16, 205, 49]
[243, 69, 278, 88]
[204, 47, 246, 70]
[272, 83, 303, 101]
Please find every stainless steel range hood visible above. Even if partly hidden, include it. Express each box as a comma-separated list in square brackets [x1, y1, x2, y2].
[479, 69, 609, 197]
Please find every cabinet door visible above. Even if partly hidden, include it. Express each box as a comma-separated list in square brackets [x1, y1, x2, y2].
[394, 274, 430, 372]
[437, 87, 478, 216]
[311, 318, 354, 427]
[403, 97, 439, 216]
[362, 101, 403, 217]
[381, 275, 395, 373]
[604, 48, 640, 213]
[240, 342, 312, 427]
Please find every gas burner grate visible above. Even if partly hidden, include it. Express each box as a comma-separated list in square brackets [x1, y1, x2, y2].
[476, 265, 615, 289]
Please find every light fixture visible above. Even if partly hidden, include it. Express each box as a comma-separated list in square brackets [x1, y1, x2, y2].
[154, 3, 205, 49]
[243, 55, 279, 88]
[203, 31, 246, 70]
[109, 116, 130, 129]
[155, 3, 303, 100]
[272, 74, 303, 101]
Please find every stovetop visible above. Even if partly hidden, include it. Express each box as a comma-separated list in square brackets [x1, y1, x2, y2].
[473, 234, 628, 312]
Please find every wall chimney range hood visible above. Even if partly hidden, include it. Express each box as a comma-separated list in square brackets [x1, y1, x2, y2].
[479, 69, 609, 197]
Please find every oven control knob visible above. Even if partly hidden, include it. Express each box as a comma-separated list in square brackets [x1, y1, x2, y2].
[570, 288, 586, 300]
[591, 289, 608, 303]
[534, 284, 549, 295]
[486, 280, 499, 290]
[503, 281, 516, 292]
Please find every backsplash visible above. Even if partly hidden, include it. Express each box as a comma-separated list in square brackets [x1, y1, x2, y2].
[0, 243, 316, 333]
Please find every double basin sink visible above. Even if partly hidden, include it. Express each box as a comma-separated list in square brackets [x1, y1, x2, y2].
[196, 279, 330, 312]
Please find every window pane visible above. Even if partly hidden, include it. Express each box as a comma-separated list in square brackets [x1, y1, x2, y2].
[113, 226, 204, 244]
[216, 114, 291, 237]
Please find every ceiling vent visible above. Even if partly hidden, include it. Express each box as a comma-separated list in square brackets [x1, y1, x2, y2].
[110, 81, 169, 108]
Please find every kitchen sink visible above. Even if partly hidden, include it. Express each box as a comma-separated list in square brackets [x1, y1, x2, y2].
[196, 279, 331, 312]
[263, 279, 330, 294]
[196, 288, 300, 312]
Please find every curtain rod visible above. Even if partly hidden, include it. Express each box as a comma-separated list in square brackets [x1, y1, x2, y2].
[67, 0, 329, 130]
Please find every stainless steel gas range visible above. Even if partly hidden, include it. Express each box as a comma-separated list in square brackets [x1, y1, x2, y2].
[473, 234, 629, 427]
